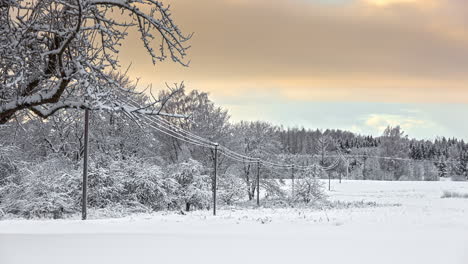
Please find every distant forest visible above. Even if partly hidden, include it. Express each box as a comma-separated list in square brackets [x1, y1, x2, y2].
[278, 125, 468, 181]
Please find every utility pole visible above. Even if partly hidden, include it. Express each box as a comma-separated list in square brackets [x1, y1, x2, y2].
[81, 109, 90, 220]
[344, 159, 349, 183]
[256, 159, 260, 207]
[291, 164, 295, 200]
[213, 143, 218, 216]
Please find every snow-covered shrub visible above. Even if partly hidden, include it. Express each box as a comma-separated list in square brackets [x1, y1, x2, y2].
[295, 166, 324, 204]
[0, 145, 19, 187]
[450, 174, 467, 182]
[261, 179, 286, 200]
[86, 165, 125, 209]
[116, 160, 178, 210]
[168, 159, 211, 211]
[441, 191, 468, 199]
[422, 162, 439, 181]
[218, 173, 246, 205]
[0, 158, 79, 219]
[85, 157, 180, 211]
[0, 154, 188, 219]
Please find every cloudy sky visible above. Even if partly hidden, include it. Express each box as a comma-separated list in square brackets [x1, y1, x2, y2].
[120, 0, 468, 140]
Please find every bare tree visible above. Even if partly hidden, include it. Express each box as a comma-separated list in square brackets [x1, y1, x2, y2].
[0, 0, 191, 123]
[232, 121, 282, 200]
[315, 135, 335, 190]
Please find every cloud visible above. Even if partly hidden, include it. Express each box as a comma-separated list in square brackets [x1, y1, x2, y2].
[363, 114, 433, 134]
[362, 0, 434, 7]
[363, 0, 414, 5]
[119, 0, 468, 103]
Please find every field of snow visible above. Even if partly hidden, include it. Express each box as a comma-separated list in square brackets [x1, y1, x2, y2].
[1, 180, 468, 264]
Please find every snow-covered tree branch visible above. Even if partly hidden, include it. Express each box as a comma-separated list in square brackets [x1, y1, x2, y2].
[0, 0, 191, 123]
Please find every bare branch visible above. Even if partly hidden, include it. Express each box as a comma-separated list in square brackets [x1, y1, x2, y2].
[0, 0, 191, 123]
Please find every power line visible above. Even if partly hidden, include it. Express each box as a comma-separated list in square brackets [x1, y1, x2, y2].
[136, 114, 213, 149]
[116, 97, 461, 171]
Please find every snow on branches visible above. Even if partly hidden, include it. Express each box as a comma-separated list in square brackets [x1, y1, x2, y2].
[0, 0, 191, 123]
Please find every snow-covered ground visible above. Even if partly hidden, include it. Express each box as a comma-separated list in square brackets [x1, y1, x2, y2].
[1, 180, 468, 264]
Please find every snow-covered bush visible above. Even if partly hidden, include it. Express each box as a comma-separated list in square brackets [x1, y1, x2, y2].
[450, 174, 467, 182]
[295, 166, 324, 204]
[0, 145, 19, 187]
[0, 155, 186, 218]
[441, 191, 468, 199]
[86, 165, 125, 209]
[84, 157, 180, 211]
[261, 179, 286, 200]
[168, 159, 211, 211]
[117, 160, 177, 210]
[0, 158, 80, 219]
[218, 173, 246, 205]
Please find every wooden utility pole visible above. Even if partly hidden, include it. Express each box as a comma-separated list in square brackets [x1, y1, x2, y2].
[256, 159, 260, 207]
[213, 143, 218, 216]
[81, 109, 90, 220]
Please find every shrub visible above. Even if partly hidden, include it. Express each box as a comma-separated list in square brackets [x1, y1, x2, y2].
[450, 175, 467, 182]
[0, 145, 20, 187]
[218, 173, 245, 205]
[261, 178, 286, 200]
[0, 156, 181, 218]
[0, 158, 79, 219]
[167, 159, 211, 211]
[441, 191, 468, 199]
[295, 166, 325, 204]
[117, 160, 177, 210]
[84, 157, 178, 211]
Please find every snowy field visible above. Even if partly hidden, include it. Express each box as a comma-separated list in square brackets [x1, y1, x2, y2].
[1, 180, 468, 264]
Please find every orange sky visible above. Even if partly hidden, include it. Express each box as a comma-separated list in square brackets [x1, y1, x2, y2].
[118, 0, 468, 103]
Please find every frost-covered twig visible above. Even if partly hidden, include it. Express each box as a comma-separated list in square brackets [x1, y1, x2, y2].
[0, 0, 191, 123]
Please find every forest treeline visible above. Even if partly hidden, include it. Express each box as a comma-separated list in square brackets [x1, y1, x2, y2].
[0, 88, 466, 218]
[279, 125, 468, 181]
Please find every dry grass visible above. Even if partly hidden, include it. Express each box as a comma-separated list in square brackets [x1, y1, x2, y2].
[441, 191, 468, 199]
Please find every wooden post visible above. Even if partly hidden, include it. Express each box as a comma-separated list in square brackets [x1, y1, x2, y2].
[81, 109, 90, 220]
[213, 143, 218, 216]
[256, 159, 260, 207]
